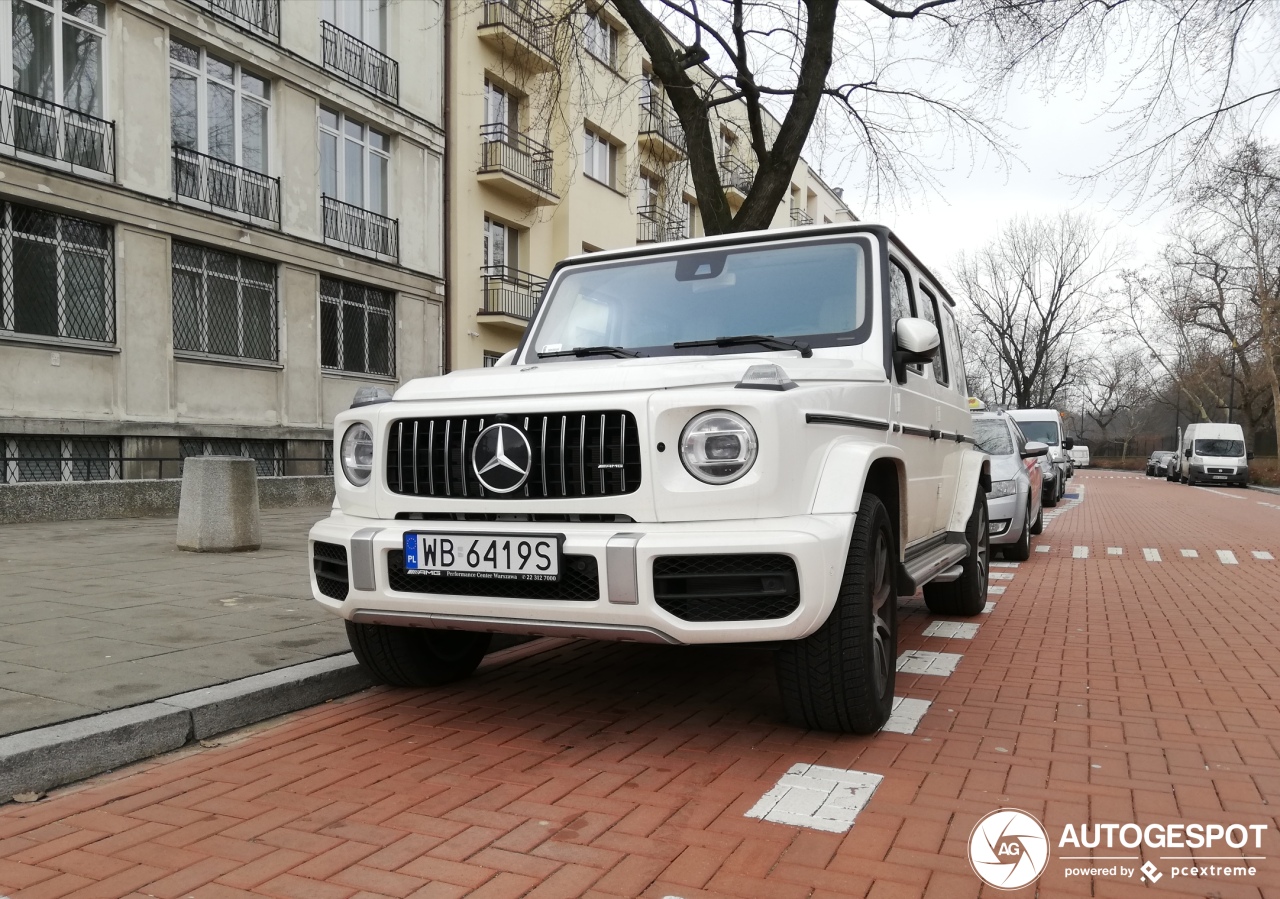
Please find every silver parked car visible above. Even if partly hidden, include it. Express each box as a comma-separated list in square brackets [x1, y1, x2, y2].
[972, 412, 1049, 561]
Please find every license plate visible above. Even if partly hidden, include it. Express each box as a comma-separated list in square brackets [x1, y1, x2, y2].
[1212, 475, 1227, 480]
[403, 532, 560, 581]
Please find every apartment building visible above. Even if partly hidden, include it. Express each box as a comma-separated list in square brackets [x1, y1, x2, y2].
[0, 0, 445, 483]
[447, 0, 856, 371]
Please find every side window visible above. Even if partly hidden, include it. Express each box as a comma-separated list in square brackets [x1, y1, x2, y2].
[940, 305, 966, 396]
[1009, 419, 1026, 454]
[918, 283, 947, 386]
[889, 259, 914, 327]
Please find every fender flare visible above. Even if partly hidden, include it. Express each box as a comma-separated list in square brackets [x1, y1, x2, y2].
[946, 449, 992, 533]
[811, 440, 908, 555]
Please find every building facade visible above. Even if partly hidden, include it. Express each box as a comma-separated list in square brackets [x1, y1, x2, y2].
[0, 0, 445, 483]
[447, 0, 857, 371]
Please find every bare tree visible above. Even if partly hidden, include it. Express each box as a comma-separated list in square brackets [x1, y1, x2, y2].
[1086, 346, 1156, 458]
[952, 212, 1119, 409]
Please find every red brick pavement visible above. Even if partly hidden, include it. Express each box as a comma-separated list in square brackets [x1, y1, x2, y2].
[1, 474, 1279, 899]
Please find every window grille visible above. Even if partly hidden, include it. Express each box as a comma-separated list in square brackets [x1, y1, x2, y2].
[0, 201, 114, 342]
[1, 436, 121, 484]
[180, 438, 283, 478]
[171, 241, 277, 361]
[319, 277, 395, 377]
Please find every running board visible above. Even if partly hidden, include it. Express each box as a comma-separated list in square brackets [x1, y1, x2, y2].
[899, 541, 968, 595]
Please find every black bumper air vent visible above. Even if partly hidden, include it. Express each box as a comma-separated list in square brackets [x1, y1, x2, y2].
[385, 411, 641, 499]
[653, 554, 801, 622]
[313, 541, 350, 600]
[387, 549, 600, 601]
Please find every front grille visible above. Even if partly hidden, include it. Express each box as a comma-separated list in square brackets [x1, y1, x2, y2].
[386, 412, 641, 499]
[1207, 467, 1235, 474]
[313, 541, 349, 600]
[653, 554, 800, 622]
[387, 549, 600, 601]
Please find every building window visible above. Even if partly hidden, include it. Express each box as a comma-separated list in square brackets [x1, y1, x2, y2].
[169, 38, 270, 174]
[584, 9, 618, 68]
[483, 78, 519, 135]
[171, 241, 277, 362]
[637, 170, 660, 208]
[321, 0, 386, 52]
[2, 435, 120, 484]
[0, 201, 114, 343]
[584, 126, 616, 188]
[320, 276, 395, 377]
[683, 199, 697, 238]
[483, 351, 503, 367]
[320, 0, 396, 101]
[180, 438, 283, 478]
[483, 215, 519, 273]
[319, 107, 390, 215]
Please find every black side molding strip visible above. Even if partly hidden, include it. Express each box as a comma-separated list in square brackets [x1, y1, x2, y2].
[900, 424, 932, 438]
[806, 413, 891, 431]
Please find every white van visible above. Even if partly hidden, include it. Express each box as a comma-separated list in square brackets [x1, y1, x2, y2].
[1069, 445, 1090, 468]
[1179, 422, 1250, 486]
[1007, 409, 1073, 505]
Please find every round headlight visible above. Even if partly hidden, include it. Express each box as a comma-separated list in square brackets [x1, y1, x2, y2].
[340, 423, 374, 487]
[680, 411, 757, 484]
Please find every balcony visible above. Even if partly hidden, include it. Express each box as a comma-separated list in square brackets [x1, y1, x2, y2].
[637, 99, 684, 161]
[480, 266, 545, 329]
[0, 85, 115, 179]
[322, 21, 399, 103]
[173, 146, 280, 227]
[477, 123, 557, 205]
[636, 204, 684, 244]
[322, 195, 399, 261]
[188, 0, 280, 41]
[477, 0, 555, 73]
[720, 156, 754, 205]
[790, 207, 814, 226]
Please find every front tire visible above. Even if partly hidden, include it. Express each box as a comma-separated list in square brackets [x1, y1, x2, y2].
[347, 621, 491, 687]
[922, 490, 990, 617]
[1029, 500, 1044, 535]
[776, 493, 897, 734]
[1005, 501, 1032, 561]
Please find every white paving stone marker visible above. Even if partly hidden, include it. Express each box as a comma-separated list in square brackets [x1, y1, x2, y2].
[1073, 545, 1089, 559]
[1217, 550, 1238, 565]
[1035, 545, 1051, 553]
[897, 649, 964, 676]
[982, 601, 996, 613]
[922, 621, 981, 640]
[1107, 547, 1123, 555]
[990, 572, 1016, 580]
[1253, 551, 1274, 561]
[745, 763, 883, 833]
[1181, 549, 1199, 558]
[1143, 548, 1162, 562]
[883, 697, 932, 735]
[989, 586, 1006, 595]
[991, 561, 1020, 568]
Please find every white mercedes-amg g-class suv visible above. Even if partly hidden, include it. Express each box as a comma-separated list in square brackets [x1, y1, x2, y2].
[310, 224, 990, 734]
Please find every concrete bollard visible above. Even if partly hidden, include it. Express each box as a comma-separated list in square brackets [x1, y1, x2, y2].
[177, 456, 261, 552]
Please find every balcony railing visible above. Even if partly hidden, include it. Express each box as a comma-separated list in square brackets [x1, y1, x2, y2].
[481, 265, 546, 320]
[480, 0, 554, 61]
[790, 207, 814, 226]
[637, 204, 684, 243]
[173, 146, 280, 226]
[720, 156, 754, 196]
[638, 98, 684, 152]
[323, 195, 399, 260]
[322, 21, 399, 103]
[479, 123, 553, 194]
[188, 0, 280, 40]
[0, 85, 115, 178]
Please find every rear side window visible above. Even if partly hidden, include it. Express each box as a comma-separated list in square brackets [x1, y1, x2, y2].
[918, 283, 947, 385]
[939, 305, 965, 395]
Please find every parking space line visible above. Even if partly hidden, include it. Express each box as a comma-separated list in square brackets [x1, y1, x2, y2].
[1036, 545, 1051, 553]
[1073, 545, 1089, 559]
[1181, 549, 1198, 558]
[1107, 547, 1122, 555]
[982, 601, 996, 613]
[1217, 550, 1238, 565]
[1253, 551, 1274, 560]
[897, 649, 963, 676]
[1143, 548, 1162, 562]
[991, 561, 1020, 568]
[989, 586, 1006, 595]
[883, 697, 933, 735]
[745, 763, 883, 833]
[922, 621, 980, 640]
[990, 572, 1015, 580]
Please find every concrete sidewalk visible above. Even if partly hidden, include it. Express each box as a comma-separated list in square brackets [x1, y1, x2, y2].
[0, 507, 346, 737]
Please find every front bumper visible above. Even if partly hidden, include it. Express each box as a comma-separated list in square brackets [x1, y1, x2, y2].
[308, 510, 855, 645]
[1190, 464, 1249, 485]
[987, 489, 1027, 544]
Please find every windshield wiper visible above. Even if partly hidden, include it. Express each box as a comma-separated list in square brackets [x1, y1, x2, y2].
[673, 334, 813, 358]
[538, 345, 645, 359]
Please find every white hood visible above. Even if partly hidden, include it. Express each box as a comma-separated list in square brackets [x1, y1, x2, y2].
[393, 355, 886, 403]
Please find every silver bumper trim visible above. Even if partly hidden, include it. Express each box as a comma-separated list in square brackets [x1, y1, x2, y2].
[350, 528, 382, 591]
[605, 532, 643, 604]
[349, 608, 683, 644]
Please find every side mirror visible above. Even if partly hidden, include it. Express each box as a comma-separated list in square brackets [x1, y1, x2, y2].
[1021, 441, 1049, 458]
[1063, 438, 1075, 450]
[892, 318, 940, 382]
[1247, 451, 1255, 461]
[1184, 448, 1192, 458]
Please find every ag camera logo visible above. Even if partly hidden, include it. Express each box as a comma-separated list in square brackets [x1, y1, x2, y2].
[969, 808, 1050, 890]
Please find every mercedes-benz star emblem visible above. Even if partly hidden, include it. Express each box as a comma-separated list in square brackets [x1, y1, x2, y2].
[471, 423, 532, 494]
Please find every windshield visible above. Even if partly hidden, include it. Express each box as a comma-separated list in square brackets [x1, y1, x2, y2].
[1014, 420, 1059, 446]
[527, 239, 868, 360]
[1195, 439, 1245, 457]
[973, 419, 1015, 455]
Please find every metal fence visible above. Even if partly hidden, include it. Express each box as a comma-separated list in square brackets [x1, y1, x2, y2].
[481, 266, 546, 320]
[1, 437, 121, 484]
[479, 123, 553, 194]
[638, 99, 684, 151]
[188, 0, 280, 39]
[790, 207, 814, 226]
[0, 85, 115, 178]
[720, 156, 754, 195]
[481, 0, 554, 59]
[321, 21, 399, 102]
[0, 201, 115, 343]
[322, 195, 399, 260]
[171, 241, 278, 361]
[173, 145, 280, 225]
[320, 277, 395, 377]
[636, 204, 682, 243]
